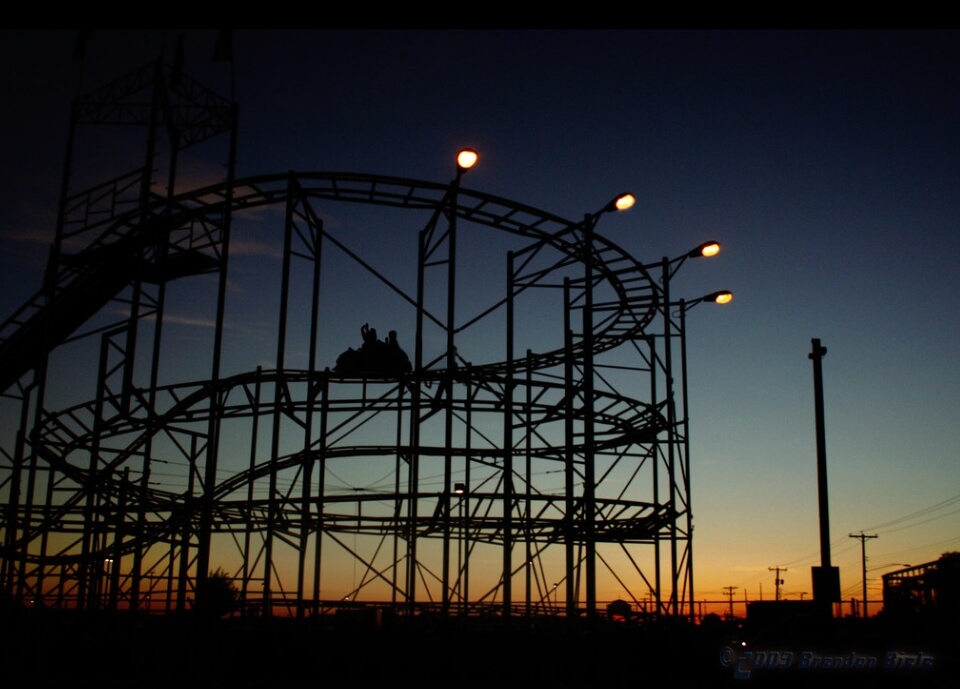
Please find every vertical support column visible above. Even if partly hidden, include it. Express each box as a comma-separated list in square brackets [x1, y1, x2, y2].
[503, 251, 515, 620]
[296, 207, 324, 620]
[195, 97, 237, 618]
[523, 353, 533, 621]
[313, 375, 329, 616]
[409, 162, 464, 619]
[441, 187, 458, 617]
[563, 278, 576, 619]
[679, 299, 696, 623]
[649, 331, 662, 618]
[107, 468, 129, 613]
[263, 175, 299, 617]
[461, 380, 472, 616]
[581, 215, 597, 624]
[2, 382, 36, 602]
[409, 222, 427, 618]
[241, 370, 262, 611]
[661, 259, 680, 617]
[392, 383, 405, 608]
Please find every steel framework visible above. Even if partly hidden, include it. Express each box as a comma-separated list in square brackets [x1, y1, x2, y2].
[0, 59, 698, 624]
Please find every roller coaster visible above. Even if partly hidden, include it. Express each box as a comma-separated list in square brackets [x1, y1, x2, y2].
[0, 56, 713, 625]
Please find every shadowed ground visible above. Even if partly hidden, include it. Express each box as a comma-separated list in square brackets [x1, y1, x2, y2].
[0, 608, 956, 688]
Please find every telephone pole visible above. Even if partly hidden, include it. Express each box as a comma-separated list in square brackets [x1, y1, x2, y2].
[723, 585, 738, 619]
[849, 531, 878, 617]
[769, 566, 787, 601]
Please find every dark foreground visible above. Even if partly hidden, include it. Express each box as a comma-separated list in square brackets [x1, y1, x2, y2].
[0, 609, 956, 688]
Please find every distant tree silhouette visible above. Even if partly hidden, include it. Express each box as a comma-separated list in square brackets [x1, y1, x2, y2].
[193, 567, 239, 619]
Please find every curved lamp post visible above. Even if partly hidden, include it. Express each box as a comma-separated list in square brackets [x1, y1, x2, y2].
[675, 288, 731, 621]
[412, 149, 479, 618]
[579, 192, 634, 623]
[644, 241, 728, 621]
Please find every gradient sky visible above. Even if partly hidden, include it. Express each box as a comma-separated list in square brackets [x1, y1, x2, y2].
[2, 29, 959, 612]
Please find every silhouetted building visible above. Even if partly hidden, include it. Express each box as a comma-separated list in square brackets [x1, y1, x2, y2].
[882, 552, 960, 621]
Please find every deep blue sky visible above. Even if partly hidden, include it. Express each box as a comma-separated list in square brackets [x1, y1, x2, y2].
[2, 29, 959, 606]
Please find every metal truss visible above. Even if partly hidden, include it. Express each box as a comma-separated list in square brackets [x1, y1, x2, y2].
[0, 58, 696, 625]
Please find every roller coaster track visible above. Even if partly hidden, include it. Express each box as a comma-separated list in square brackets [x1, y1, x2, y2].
[0, 172, 659, 393]
[9, 365, 669, 565]
[0, 53, 699, 617]
[1, 171, 669, 600]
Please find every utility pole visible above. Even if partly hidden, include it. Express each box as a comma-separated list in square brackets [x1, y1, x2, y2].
[769, 566, 787, 601]
[810, 338, 840, 612]
[849, 531, 878, 617]
[723, 585, 737, 619]
[810, 339, 831, 569]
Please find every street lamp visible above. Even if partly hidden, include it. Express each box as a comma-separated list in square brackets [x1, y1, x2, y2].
[655, 240, 723, 286]
[674, 288, 731, 621]
[580, 192, 634, 623]
[412, 149, 479, 618]
[697, 290, 733, 305]
[646, 241, 728, 621]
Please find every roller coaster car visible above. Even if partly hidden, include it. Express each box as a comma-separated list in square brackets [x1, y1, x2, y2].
[334, 324, 412, 377]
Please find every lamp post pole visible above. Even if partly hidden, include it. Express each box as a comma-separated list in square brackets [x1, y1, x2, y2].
[443, 150, 476, 617]
[649, 241, 727, 620]
[679, 297, 692, 622]
[579, 193, 634, 624]
[582, 210, 597, 624]
[411, 150, 477, 619]
[661, 257, 682, 618]
[675, 290, 732, 620]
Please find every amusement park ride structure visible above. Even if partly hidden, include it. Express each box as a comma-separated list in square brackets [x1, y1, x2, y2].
[0, 56, 731, 626]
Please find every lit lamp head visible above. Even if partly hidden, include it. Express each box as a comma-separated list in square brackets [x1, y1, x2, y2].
[602, 192, 635, 214]
[704, 290, 733, 305]
[675, 289, 733, 317]
[586, 193, 635, 229]
[688, 240, 721, 259]
[456, 148, 479, 172]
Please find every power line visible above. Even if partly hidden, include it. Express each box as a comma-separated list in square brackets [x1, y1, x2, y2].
[859, 492, 960, 532]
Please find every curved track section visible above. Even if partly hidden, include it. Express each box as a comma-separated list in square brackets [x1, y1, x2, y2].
[18, 368, 669, 566]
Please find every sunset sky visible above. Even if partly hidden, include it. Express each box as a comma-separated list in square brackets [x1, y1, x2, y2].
[2, 29, 959, 614]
